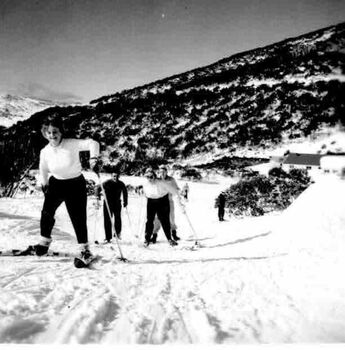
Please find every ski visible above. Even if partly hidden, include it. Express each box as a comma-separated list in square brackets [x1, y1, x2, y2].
[94, 236, 121, 245]
[0, 245, 74, 257]
[179, 243, 201, 251]
[93, 241, 129, 262]
[73, 255, 100, 269]
[94, 240, 112, 245]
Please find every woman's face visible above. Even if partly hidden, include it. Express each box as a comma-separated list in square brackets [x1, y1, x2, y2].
[159, 168, 167, 179]
[46, 125, 62, 147]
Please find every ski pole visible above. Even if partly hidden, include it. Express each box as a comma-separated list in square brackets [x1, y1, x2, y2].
[125, 207, 138, 239]
[96, 172, 128, 262]
[178, 201, 200, 246]
[137, 192, 144, 232]
[92, 197, 101, 244]
[139, 196, 147, 239]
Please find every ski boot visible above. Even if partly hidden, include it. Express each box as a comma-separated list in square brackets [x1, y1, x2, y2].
[171, 230, 180, 241]
[150, 233, 157, 244]
[168, 239, 178, 246]
[74, 249, 95, 268]
[115, 233, 122, 240]
[33, 244, 49, 256]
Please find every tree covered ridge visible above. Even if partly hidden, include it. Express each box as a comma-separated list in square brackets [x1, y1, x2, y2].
[0, 22, 344, 188]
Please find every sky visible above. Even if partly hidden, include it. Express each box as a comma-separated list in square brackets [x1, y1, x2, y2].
[0, 0, 344, 104]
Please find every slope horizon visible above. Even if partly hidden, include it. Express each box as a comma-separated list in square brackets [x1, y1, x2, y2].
[90, 20, 345, 104]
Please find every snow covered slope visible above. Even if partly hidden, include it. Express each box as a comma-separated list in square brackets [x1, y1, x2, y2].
[0, 173, 344, 344]
[0, 94, 54, 128]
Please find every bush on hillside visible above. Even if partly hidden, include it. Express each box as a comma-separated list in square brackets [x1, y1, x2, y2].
[220, 168, 311, 218]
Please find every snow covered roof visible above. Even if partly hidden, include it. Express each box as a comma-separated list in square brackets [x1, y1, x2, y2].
[320, 155, 345, 171]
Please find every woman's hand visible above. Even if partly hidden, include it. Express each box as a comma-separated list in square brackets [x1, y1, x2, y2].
[90, 157, 102, 174]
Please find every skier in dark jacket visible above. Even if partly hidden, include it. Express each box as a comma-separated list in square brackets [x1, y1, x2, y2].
[216, 192, 226, 221]
[97, 170, 128, 242]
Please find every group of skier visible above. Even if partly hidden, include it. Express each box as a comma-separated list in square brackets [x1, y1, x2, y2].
[31, 115, 187, 265]
[141, 165, 185, 247]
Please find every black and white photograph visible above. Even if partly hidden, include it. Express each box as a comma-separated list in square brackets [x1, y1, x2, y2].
[0, 0, 345, 345]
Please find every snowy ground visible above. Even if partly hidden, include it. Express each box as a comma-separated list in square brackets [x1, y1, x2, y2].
[0, 172, 345, 345]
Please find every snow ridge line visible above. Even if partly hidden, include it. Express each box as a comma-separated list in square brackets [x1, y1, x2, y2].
[2, 266, 41, 289]
[172, 305, 194, 343]
[3, 266, 86, 294]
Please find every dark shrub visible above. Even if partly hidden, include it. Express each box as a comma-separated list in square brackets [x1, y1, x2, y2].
[218, 168, 311, 218]
[180, 168, 202, 180]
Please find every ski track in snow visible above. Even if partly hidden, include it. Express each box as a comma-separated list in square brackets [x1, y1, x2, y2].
[0, 175, 345, 344]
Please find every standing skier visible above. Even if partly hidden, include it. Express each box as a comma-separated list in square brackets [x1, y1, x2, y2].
[151, 165, 181, 243]
[34, 115, 100, 263]
[142, 167, 184, 247]
[97, 170, 128, 242]
[216, 192, 226, 221]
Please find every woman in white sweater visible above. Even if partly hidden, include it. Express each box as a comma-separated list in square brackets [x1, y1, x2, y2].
[142, 167, 184, 247]
[35, 115, 100, 262]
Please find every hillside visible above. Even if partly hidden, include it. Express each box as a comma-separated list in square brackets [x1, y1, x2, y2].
[0, 21, 344, 188]
[0, 94, 56, 128]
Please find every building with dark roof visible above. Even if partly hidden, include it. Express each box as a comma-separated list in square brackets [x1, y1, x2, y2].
[282, 153, 323, 169]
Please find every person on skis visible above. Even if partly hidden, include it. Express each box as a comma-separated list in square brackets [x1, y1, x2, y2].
[142, 167, 184, 247]
[33, 115, 100, 264]
[151, 165, 181, 243]
[96, 169, 128, 242]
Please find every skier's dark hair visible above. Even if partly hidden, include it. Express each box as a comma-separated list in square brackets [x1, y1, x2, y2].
[112, 168, 121, 175]
[42, 114, 65, 136]
[144, 167, 157, 179]
[159, 165, 168, 171]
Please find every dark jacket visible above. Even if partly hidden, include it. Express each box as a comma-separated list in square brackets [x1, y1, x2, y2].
[215, 193, 226, 208]
[98, 179, 128, 208]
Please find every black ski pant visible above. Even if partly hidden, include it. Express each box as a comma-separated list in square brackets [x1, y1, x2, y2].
[218, 206, 225, 221]
[103, 202, 122, 241]
[145, 194, 171, 242]
[40, 175, 88, 244]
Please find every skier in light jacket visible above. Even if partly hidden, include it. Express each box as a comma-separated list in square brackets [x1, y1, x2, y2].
[35, 115, 100, 263]
[142, 167, 184, 247]
[151, 165, 181, 243]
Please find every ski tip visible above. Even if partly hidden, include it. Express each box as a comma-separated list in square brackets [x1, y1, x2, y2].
[74, 255, 100, 268]
[74, 257, 87, 268]
[117, 257, 129, 263]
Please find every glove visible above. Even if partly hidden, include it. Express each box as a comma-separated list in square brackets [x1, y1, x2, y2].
[90, 157, 102, 174]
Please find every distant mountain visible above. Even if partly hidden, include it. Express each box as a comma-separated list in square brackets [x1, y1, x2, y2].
[1, 21, 345, 187]
[0, 94, 57, 128]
